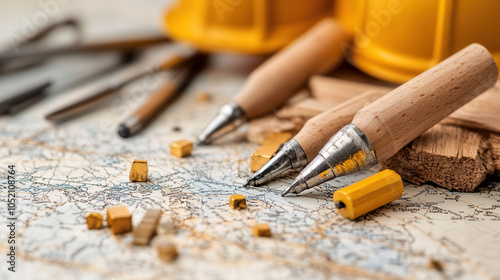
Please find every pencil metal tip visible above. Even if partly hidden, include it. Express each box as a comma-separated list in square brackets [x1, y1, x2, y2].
[195, 137, 209, 146]
[196, 101, 246, 146]
[242, 180, 251, 188]
[282, 180, 300, 197]
[117, 124, 131, 138]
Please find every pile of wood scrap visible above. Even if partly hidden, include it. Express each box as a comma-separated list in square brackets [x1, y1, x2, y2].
[247, 74, 500, 191]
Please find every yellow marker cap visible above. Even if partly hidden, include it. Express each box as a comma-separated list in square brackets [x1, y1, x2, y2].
[333, 169, 404, 220]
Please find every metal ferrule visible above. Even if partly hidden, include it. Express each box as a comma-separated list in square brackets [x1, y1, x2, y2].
[196, 101, 247, 145]
[122, 116, 142, 136]
[291, 124, 377, 194]
[250, 139, 308, 185]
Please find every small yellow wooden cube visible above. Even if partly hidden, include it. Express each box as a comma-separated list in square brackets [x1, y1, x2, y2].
[107, 205, 132, 235]
[129, 159, 148, 182]
[85, 212, 103, 229]
[156, 240, 178, 262]
[229, 194, 247, 210]
[253, 223, 271, 237]
[170, 139, 193, 158]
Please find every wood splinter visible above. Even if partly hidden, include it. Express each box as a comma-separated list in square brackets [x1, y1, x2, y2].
[196, 91, 211, 103]
[490, 134, 500, 176]
[250, 132, 292, 171]
[156, 239, 178, 262]
[133, 209, 163, 245]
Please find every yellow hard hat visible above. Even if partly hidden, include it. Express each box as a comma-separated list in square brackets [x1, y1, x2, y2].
[164, 0, 332, 54]
[333, 0, 500, 83]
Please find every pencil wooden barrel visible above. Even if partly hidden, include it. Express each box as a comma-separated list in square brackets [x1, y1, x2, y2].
[233, 18, 349, 118]
[352, 44, 498, 162]
[295, 90, 386, 161]
[135, 82, 177, 122]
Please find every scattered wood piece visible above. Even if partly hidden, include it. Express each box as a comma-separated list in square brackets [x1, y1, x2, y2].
[156, 239, 178, 262]
[250, 132, 292, 171]
[229, 194, 247, 210]
[133, 209, 162, 245]
[195, 91, 211, 103]
[380, 125, 495, 192]
[247, 98, 335, 144]
[129, 159, 148, 182]
[85, 212, 103, 229]
[247, 115, 302, 144]
[170, 139, 193, 158]
[428, 260, 445, 272]
[443, 82, 500, 134]
[107, 205, 133, 235]
[490, 134, 500, 176]
[253, 223, 271, 237]
[309, 75, 392, 103]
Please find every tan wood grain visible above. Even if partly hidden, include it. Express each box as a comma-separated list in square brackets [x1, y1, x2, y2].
[380, 125, 495, 192]
[295, 90, 387, 161]
[442, 81, 500, 134]
[233, 18, 349, 118]
[309, 75, 392, 103]
[490, 134, 500, 176]
[352, 44, 498, 162]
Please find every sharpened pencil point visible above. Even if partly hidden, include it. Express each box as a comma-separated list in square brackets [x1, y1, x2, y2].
[118, 124, 131, 138]
[282, 180, 301, 197]
[242, 178, 256, 187]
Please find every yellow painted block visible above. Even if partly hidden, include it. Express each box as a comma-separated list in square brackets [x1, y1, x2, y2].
[229, 194, 247, 210]
[85, 212, 103, 229]
[333, 169, 404, 220]
[129, 159, 148, 182]
[250, 132, 292, 172]
[252, 223, 271, 237]
[107, 205, 132, 235]
[170, 139, 193, 158]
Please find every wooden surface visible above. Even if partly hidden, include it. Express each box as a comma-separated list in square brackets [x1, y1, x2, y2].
[295, 90, 386, 161]
[233, 18, 348, 118]
[352, 44, 498, 162]
[443, 81, 500, 134]
[309, 75, 392, 103]
[491, 134, 500, 176]
[380, 125, 495, 192]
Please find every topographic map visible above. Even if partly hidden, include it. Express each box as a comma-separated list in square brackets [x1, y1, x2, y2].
[1, 60, 500, 280]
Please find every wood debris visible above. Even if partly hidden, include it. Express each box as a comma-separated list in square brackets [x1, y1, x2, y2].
[129, 159, 148, 182]
[107, 205, 133, 235]
[380, 125, 495, 192]
[85, 212, 103, 229]
[170, 139, 193, 158]
[229, 194, 247, 210]
[253, 223, 271, 237]
[133, 209, 162, 245]
[156, 239, 178, 262]
[250, 132, 292, 171]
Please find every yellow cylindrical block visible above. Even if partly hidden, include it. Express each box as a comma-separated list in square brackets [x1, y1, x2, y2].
[333, 169, 404, 220]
